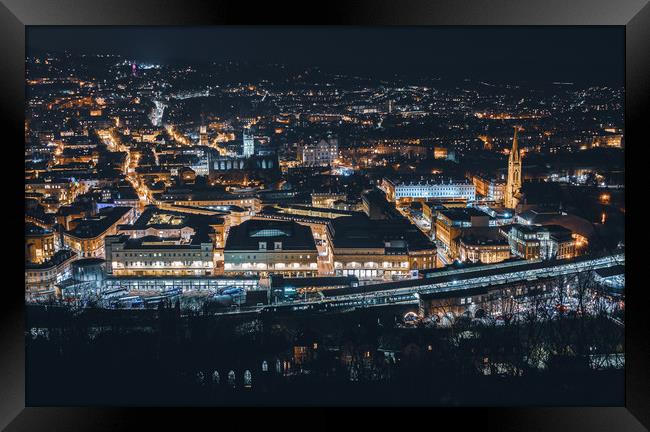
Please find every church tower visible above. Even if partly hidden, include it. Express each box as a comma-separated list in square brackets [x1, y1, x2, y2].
[505, 126, 522, 209]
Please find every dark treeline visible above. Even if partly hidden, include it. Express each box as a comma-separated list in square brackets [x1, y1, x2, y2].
[26, 297, 624, 406]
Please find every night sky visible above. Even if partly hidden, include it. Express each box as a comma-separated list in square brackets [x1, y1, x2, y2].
[27, 26, 624, 85]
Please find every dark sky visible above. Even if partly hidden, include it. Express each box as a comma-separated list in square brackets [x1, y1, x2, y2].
[27, 26, 624, 85]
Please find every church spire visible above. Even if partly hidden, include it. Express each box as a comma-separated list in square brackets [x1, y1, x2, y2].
[505, 126, 523, 210]
[511, 126, 520, 161]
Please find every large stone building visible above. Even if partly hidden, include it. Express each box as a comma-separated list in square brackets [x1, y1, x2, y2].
[383, 177, 476, 205]
[327, 215, 437, 280]
[472, 175, 505, 202]
[104, 234, 214, 276]
[105, 206, 224, 276]
[503, 224, 577, 261]
[457, 227, 511, 264]
[62, 206, 135, 258]
[224, 219, 318, 277]
[433, 208, 491, 259]
[25, 223, 56, 264]
[25, 250, 77, 299]
[297, 136, 339, 167]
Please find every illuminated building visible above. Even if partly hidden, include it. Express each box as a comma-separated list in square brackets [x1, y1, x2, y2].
[592, 133, 623, 148]
[25, 250, 77, 299]
[117, 206, 225, 248]
[62, 206, 135, 258]
[504, 127, 523, 209]
[179, 167, 197, 185]
[199, 125, 208, 145]
[472, 175, 505, 202]
[457, 227, 511, 264]
[211, 154, 276, 172]
[224, 220, 318, 277]
[327, 215, 437, 280]
[104, 233, 215, 276]
[504, 224, 576, 260]
[25, 178, 81, 207]
[25, 223, 56, 264]
[157, 190, 261, 213]
[383, 177, 475, 205]
[433, 147, 448, 159]
[433, 208, 490, 259]
[111, 206, 225, 274]
[242, 130, 255, 157]
[311, 192, 347, 208]
[297, 136, 339, 167]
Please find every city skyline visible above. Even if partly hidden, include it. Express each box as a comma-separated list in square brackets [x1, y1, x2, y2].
[24, 26, 625, 406]
[27, 27, 625, 85]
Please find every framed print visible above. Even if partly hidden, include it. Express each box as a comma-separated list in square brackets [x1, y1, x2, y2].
[2, 0, 648, 430]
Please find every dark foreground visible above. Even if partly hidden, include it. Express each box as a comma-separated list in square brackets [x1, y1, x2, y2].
[26, 304, 624, 406]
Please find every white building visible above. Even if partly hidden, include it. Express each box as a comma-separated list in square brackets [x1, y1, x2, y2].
[243, 131, 255, 157]
[104, 234, 214, 276]
[298, 137, 339, 167]
[383, 177, 476, 203]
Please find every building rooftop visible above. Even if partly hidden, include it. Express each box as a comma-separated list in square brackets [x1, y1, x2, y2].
[25, 222, 51, 236]
[459, 227, 509, 246]
[438, 207, 490, 222]
[225, 219, 317, 251]
[126, 206, 223, 230]
[65, 206, 132, 239]
[25, 250, 77, 270]
[518, 211, 596, 240]
[118, 235, 210, 249]
[328, 215, 436, 252]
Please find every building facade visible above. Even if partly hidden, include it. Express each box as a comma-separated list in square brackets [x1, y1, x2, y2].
[25, 223, 56, 264]
[104, 234, 214, 276]
[504, 224, 577, 261]
[25, 250, 77, 298]
[472, 175, 505, 202]
[62, 206, 135, 258]
[383, 177, 476, 204]
[298, 136, 339, 167]
[224, 220, 319, 277]
[434, 208, 491, 259]
[457, 228, 511, 264]
[327, 216, 437, 281]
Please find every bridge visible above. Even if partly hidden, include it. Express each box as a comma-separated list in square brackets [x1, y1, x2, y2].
[258, 253, 624, 313]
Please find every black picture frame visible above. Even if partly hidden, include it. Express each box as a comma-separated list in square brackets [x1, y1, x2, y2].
[3, 0, 648, 429]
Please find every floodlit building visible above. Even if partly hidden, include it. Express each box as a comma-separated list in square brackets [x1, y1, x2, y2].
[104, 234, 214, 276]
[327, 215, 437, 280]
[311, 192, 347, 208]
[298, 136, 339, 167]
[25, 250, 77, 299]
[106, 206, 224, 276]
[224, 219, 318, 277]
[25, 222, 56, 264]
[504, 224, 577, 260]
[472, 175, 505, 202]
[243, 130, 255, 157]
[383, 177, 476, 205]
[62, 206, 135, 258]
[434, 207, 491, 259]
[457, 227, 511, 264]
